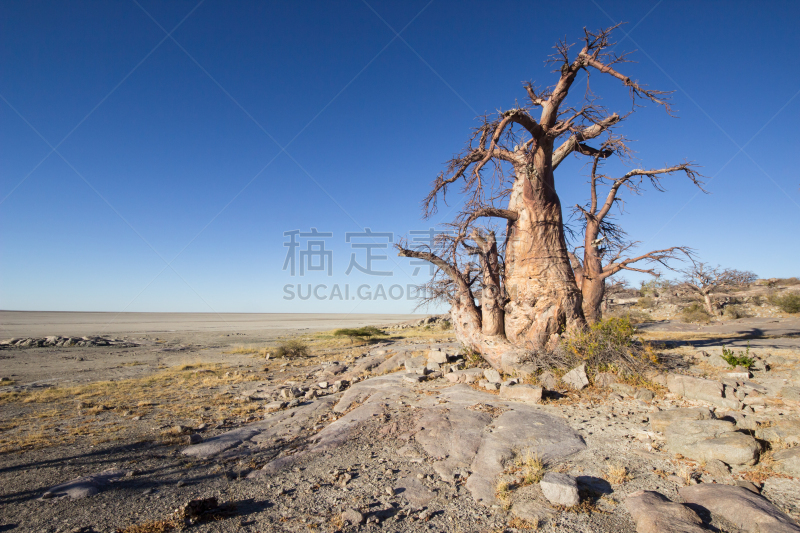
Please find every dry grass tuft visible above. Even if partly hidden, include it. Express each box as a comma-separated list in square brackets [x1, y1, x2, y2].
[604, 463, 632, 485]
[508, 516, 539, 530]
[515, 449, 545, 485]
[116, 519, 177, 533]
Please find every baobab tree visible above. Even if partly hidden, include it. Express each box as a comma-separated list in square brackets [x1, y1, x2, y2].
[681, 261, 757, 315]
[570, 136, 700, 323]
[398, 25, 698, 372]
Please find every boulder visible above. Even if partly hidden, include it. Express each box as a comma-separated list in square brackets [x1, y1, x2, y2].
[538, 371, 557, 390]
[772, 447, 800, 477]
[665, 419, 760, 465]
[483, 368, 501, 384]
[594, 372, 618, 388]
[404, 356, 428, 375]
[341, 508, 365, 524]
[499, 384, 542, 404]
[649, 408, 714, 433]
[624, 490, 706, 533]
[539, 472, 579, 507]
[679, 483, 800, 533]
[635, 388, 655, 401]
[610, 382, 637, 396]
[427, 349, 449, 365]
[562, 364, 589, 390]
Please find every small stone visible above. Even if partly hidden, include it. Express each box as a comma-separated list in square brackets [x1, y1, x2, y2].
[188, 433, 202, 444]
[341, 508, 365, 524]
[562, 364, 589, 390]
[403, 373, 423, 383]
[539, 472, 579, 507]
[482, 381, 500, 391]
[635, 388, 655, 401]
[426, 361, 441, 372]
[176, 480, 186, 487]
[317, 381, 328, 389]
[385, 486, 395, 496]
[265, 401, 287, 412]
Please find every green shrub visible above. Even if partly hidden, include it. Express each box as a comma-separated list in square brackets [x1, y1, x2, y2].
[720, 344, 754, 369]
[605, 308, 653, 324]
[273, 339, 309, 358]
[333, 326, 387, 343]
[769, 292, 800, 313]
[680, 303, 712, 323]
[637, 296, 656, 309]
[723, 304, 750, 319]
[558, 317, 657, 376]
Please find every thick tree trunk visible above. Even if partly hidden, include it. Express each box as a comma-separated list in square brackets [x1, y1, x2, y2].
[502, 150, 585, 350]
[703, 292, 715, 315]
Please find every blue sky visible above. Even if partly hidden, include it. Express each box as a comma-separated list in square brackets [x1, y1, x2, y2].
[1, 0, 798, 314]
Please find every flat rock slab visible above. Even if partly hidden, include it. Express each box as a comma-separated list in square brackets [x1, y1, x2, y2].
[763, 478, 800, 517]
[41, 468, 127, 500]
[248, 374, 585, 507]
[772, 447, 800, 477]
[680, 483, 800, 533]
[665, 419, 760, 466]
[756, 419, 800, 447]
[394, 476, 435, 509]
[624, 490, 707, 533]
[649, 408, 714, 433]
[667, 374, 740, 409]
[183, 396, 337, 458]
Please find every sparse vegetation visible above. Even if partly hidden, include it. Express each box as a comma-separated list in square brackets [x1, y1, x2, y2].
[515, 449, 545, 485]
[554, 317, 658, 376]
[272, 339, 309, 358]
[332, 326, 386, 343]
[680, 302, 712, 323]
[604, 463, 632, 484]
[495, 479, 513, 510]
[721, 344, 754, 369]
[769, 292, 800, 313]
[636, 296, 656, 309]
[722, 304, 750, 319]
[604, 308, 653, 324]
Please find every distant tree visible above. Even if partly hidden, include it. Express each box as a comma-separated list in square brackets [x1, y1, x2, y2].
[680, 261, 757, 315]
[333, 326, 386, 343]
[570, 136, 700, 323]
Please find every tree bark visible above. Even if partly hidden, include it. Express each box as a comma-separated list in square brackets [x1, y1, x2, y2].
[502, 148, 585, 350]
[703, 292, 715, 315]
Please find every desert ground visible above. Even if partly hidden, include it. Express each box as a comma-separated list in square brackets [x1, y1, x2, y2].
[1, 301, 800, 533]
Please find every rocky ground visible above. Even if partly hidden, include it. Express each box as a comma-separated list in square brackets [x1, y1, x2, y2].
[1, 313, 800, 532]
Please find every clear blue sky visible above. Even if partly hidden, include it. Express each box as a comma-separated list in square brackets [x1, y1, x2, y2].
[2, 0, 798, 314]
